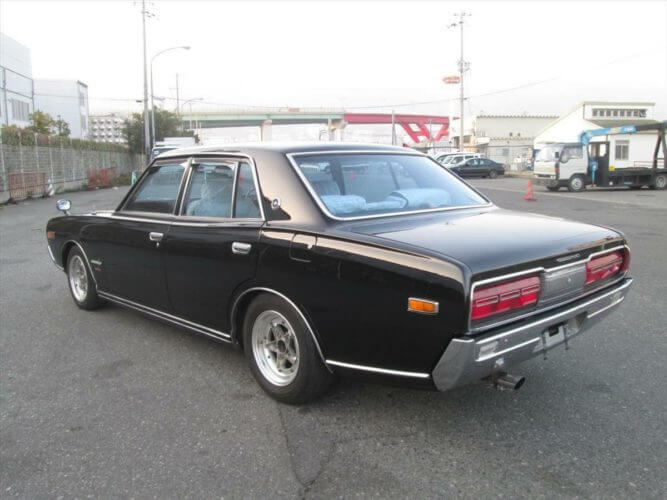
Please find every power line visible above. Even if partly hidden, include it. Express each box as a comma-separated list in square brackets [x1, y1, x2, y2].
[34, 44, 665, 112]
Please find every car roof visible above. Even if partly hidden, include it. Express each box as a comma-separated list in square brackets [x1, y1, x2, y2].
[156, 141, 417, 159]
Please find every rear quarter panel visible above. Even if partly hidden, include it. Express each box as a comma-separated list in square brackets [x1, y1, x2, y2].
[255, 229, 467, 373]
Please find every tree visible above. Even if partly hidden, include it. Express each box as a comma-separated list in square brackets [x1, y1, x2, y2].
[54, 117, 71, 138]
[123, 108, 196, 154]
[27, 110, 55, 135]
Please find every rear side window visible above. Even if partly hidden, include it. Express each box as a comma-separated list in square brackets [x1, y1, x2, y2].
[234, 163, 261, 218]
[184, 162, 236, 217]
[123, 163, 185, 213]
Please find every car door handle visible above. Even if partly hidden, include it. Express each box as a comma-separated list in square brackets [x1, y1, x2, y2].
[231, 241, 252, 255]
[149, 232, 163, 242]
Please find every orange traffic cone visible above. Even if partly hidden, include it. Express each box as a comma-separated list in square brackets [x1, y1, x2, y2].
[524, 179, 537, 201]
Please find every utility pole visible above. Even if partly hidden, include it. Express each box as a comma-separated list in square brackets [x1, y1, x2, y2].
[175, 73, 180, 127]
[141, 0, 151, 165]
[391, 110, 396, 146]
[450, 12, 469, 153]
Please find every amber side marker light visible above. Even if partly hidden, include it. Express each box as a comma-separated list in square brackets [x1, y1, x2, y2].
[47, 231, 56, 240]
[408, 298, 439, 315]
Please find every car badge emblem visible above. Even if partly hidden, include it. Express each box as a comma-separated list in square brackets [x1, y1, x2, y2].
[556, 253, 581, 263]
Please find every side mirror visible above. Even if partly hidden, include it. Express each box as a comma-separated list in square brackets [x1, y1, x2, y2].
[56, 199, 71, 215]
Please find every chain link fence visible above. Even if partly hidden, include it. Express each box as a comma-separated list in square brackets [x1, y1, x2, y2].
[0, 133, 143, 203]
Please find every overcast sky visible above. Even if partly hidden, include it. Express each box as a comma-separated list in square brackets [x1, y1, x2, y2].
[2, 0, 666, 137]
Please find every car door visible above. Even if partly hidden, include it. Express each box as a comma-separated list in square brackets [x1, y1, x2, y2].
[162, 156, 264, 333]
[89, 159, 189, 311]
[479, 158, 493, 175]
[458, 158, 476, 176]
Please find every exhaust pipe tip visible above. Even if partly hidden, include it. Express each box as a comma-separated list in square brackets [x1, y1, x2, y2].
[484, 373, 525, 391]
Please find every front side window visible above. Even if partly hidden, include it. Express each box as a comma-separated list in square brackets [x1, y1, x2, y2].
[292, 153, 488, 219]
[184, 162, 236, 217]
[561, 146, 583, 162]
[123, 163, 185, 213]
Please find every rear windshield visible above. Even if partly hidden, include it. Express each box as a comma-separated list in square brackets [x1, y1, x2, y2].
[292, 153, 488, 219]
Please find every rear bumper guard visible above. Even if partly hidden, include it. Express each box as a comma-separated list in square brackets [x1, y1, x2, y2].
[432, 278, 633, 391]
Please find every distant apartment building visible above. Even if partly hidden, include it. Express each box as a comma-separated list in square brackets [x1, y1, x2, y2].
[34, 79, 90, 139]
[89, 113, 127, 144]
[1, 32, 34, 127]
[472, 114, 558, 166]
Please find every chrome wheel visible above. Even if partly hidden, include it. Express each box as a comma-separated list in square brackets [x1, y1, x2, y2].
[68, 254, 88, 302]
[656, 175, 667, 189]
[251, 310, 300, 386]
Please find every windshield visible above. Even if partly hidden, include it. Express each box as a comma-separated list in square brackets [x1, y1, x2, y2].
[292, 153, 488, 219]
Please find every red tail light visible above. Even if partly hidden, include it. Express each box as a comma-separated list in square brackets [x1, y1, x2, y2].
[471, 274, 541, 322]
[586, 250, 625, 285]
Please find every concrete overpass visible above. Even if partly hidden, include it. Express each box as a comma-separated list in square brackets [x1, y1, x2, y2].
[179, 109, 449, 143]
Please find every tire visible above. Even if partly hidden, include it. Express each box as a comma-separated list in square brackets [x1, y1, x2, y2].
[567, 175, 586, 192]
[66, 247, 104, 310]
[547, 186, 560, 192]
[488, 170, 498, 179]
[653, 174, 667, 190]
[243, 293, 334, 404]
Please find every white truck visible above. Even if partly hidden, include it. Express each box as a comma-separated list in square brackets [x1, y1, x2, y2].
[533, 122, 666, 191]
[151, 136, 197, 160]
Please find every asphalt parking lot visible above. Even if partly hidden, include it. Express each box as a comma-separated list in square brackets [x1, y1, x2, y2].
[1, 179, 666, 498]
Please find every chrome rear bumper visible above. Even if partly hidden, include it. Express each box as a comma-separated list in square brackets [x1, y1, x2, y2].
[432, 278, 632, 391]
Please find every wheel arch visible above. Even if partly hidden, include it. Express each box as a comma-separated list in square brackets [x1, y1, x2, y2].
[61, 240, 97, 285]
[229, 286, 330, 371]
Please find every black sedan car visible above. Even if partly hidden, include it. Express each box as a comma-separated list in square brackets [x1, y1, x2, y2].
[450, 157, 505, 178]
[46, 143, 632, 403]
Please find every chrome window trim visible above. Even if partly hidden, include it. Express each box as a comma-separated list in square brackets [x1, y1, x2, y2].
[97, 290, 231, 341]
[171, 218, 264, 227]
[325, 360, 430, 379]
[118, 158, 190, 214]
[285, 150, 493, 222]
[180, 158, 238, 218]
[468, 244, 631, 333]
[230, 286, 330, 371]
[106, 213, 173, 225]
[182, 153, 266, 222]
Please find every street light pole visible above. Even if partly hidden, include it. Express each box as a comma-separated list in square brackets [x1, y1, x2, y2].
[178, 97, 203, 131]
[141, 0, 150, 165]
[150, 45, 190, 150]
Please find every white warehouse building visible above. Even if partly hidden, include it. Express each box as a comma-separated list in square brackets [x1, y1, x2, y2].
[534, 101, 660, 170]
[34, 79, 90, 139]
[1, 32, 34, 127]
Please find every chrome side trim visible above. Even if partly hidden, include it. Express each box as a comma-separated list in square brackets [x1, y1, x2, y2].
[325, 360, 430, 379]
[468, 244, 631, 333]
[230, 286, 330, 371]
[47, 244, 64, 271]
[285, 151, 493, 222]
[97, 290, 232, 342]
[62, 240, 97, 285]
